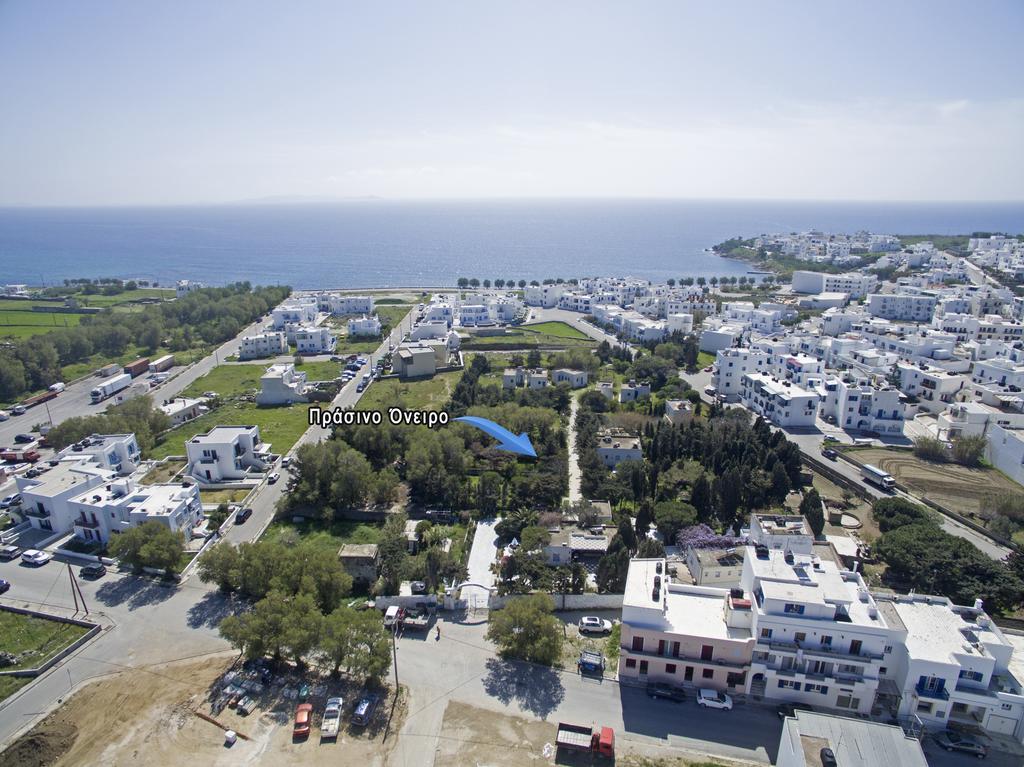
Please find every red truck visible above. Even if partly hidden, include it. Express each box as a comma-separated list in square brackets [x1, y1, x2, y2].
[555, 723, 615, 759]
[123, 357, 151, 377]
[21, 390, 57, 409]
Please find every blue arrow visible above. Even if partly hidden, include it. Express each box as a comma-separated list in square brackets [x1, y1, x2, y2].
[454, 416, 537, 458]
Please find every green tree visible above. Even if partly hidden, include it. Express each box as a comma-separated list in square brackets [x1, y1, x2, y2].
[951, 435, 986, 467]
[872, 497, 935, 532]
[653, 501, 697, 541]
[486, 593, 563, 665]
[196, 541, 241, 591]
[108, 521, 184, 572]
[220, 590, 297, 660]
[637, 538, 666, 558]
[689, 473, 713, 524]
[799, 489, 825, 538]
[319, 607, 391, 678]
[520, 525, 552, 553]
[596, 542, 630, 593]
[769, 462, 791, 504]
[377, 512, 409, 592]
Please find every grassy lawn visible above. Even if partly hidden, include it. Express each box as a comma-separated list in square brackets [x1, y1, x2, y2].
[181, 364, 267, 399]
[59, 342, 207, 383]
[461, 327, 595, 350]
[262, 517, 385, 553]
[838, 446, 1023, 518]
[356, 370, 463, 411]
[200, 488, 250, 505]
[0, 610, 91, 672]
[140, 459, 186, 484]
[149, 401, 318, 460]
[0, 676, 31, 701]
[696, 351, 715, 368]
[519, 320, 590, 339]
[0, 309, 87, 339]
[292, 360, 343, 381]
[67, 288, 174, 307]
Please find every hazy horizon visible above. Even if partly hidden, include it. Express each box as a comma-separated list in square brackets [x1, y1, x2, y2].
[1, 1, 1022, 206]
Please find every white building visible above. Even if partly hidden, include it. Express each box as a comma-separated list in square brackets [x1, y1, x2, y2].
[16, 462, 112, 536]
[896, 362, 965, 415]
[175, 279, 205, 298]
[935, 313, 1024, 344]
[744, 547, 897, 716]
[595, 429, 643, 468]
[186, 425, 274, 483]
[712, 348, 770, 402]
[294, 325, 336, 355]
[271, 300, 318, 330]
[777, 711, 927, 767]
[557, 291, 593, 313]
[866, 292, 938, 322]
[523, 284, 566, 308]
[987, 423, 1024, 486]
[317, 293, 374, 316]
[878, 594, 1024, 741]
[791, 271, 877, 298]
[347, 315, 382, 337]
[256, 363, 309, 406]
[619, 380, 651, 403]
[685, 547, 746, 587]
[819, 377, 905, 436]
[739, 374, 821, 428]
[748, 513, 814, 555]
[666, 313, 694, 334]
[54, 433, 141, 476]
[239, 331, 288, 361]
[700, 323, 744, 353]
[68, 479, 203, 545]
[158, 397, 205, 426]
[552, 368, 588, 388]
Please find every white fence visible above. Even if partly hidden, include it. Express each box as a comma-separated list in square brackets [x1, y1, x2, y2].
[487, 593, 624, 611]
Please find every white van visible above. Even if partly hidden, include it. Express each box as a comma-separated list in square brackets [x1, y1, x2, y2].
[48, 382, 66, 392]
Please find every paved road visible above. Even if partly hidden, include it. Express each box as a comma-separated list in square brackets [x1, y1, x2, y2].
[461, 519, 499, 612]
[566, 395, 582, 504]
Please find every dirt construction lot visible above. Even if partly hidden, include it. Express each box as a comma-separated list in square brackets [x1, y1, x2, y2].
[845, 447, 1021, 517]
[0, 654, 403, 767]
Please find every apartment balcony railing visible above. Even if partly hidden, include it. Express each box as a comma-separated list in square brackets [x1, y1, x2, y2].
[74, 516, 101, 529]
[915, 680, 950, 700]
[755, 661, 870, 685]
[761, 639, 883, 663]
[23, 507, 51, 519]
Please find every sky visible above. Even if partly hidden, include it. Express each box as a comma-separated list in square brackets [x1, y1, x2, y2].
[0, 1, 1022, 206]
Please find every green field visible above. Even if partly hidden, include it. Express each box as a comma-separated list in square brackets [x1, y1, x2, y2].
[262, 517, 385, 553]
[149, 401, 317, 459]
[519, 321, 590, 339]
[58, 342, 207, 384]
[0, 306, 88, 339]
[181, 364, 268, 399]
[291, 360, 343, 381]
[356, 370, 462, 411]
[0, 610, 91, 673]
[200, 488, 250, 505]
[67, 288, 175, 307]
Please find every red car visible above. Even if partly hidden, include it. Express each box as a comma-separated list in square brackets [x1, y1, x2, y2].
[293, 703, 313, 738]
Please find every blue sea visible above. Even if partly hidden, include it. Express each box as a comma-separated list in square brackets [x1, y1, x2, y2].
[0, 199, 1022, 289]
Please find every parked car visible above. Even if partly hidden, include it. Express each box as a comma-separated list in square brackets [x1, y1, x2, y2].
[21, 549, 52, 566]
[281, 457, 291, 468]
[696, 689, 733, 710]
[321, 696, 343, 739]
[933, 730, 987, 758]
[80, 563, 107, 579]
[704, 385, 717, 396]
[235, 507, 253, 524]
[578, 616, 613, 635]
[0, 545, 22, 561]
[1, 494, 21, 509]
[410, 580, 427, 595]
[14, 434, 35, 444]
[777, 702, 812, 719]
[356, 383, 366, 393]
[293, 702, 314, 738]
[0, 578, 9, 594]
[350, 693, 379, 726]
[330, 355, 344, 362]
[267, 472, 280, 484]
[0, 410, 9, 421]
[703, 365, 714, 372]
[646, 682, 686, 702]
[822, 448, 838, 460]
[11, 405, 26, 415]
[577, 651, 606, 676]
[823, 435, 840, 443]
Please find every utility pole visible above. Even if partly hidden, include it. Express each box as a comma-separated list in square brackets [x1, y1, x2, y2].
[391, 623, 399, 691]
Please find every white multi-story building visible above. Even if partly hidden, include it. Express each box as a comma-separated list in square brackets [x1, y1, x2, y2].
[347, 315, 382, 337]
[68, 478, 203, 545]
[667, 294, 718, 316]
[618, 558, 755, 693]
[552, 368, 588, 388]
[238, 331, 289, 360]
[54, 433, 141, 476]
[878, 594, 1024, 740]
[712, 348, 770, 402]
[557, 291, 593, 313]
[685, 547, 746, 587]
[423, 300, 455, 324]
[256, 363, 309, 406]
[987, 423, 1024, 486]
[158, 397, 205, 426]
[16, 462, 112, 536]
[791, 271, 877, 298]
[937, 402, 1024, 441]
[458, 304, 492, 326]
[896, 362, 965, 415]
[739, 374, 821, 428]
[934, 314, 1024, 344]
[971, 357, 1024, 391]
[700, 322, 744, 353]
[666, 313, 694, 334]
[619, 380, 651, 403]
[819, 377, 905, 435]
[745, 547, 898, 716]
[866, 292, 939, 322]
[271, 300, 318, 330]
[294, 325, 336, 355]
[317, 293, 374, 316]
[722, 302, 782, 334]
[523, 284, 566, 308]
[186, 425, 274, 483]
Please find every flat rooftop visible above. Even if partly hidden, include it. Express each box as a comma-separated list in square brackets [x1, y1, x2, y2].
[783, 711, 927, 767]
[189, 425, 258, 443]
[17, 462, 111, 498]
[888, 597, 1008, 665]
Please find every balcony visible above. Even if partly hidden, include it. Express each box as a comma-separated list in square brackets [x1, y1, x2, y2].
[75, 515, 100, 529]
[915, 680, 950, 700]
[24, 507, 51, 519]
[621, 645, 748, 671]
[762, 639, 883, 663]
